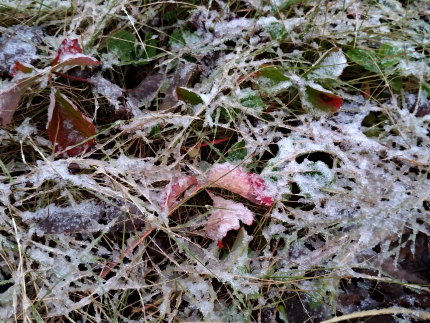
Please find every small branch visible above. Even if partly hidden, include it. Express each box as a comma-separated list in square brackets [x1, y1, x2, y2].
[52, 71, 93, 83]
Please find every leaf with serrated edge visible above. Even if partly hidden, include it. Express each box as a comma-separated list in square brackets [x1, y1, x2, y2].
[205, 193, 254, 242]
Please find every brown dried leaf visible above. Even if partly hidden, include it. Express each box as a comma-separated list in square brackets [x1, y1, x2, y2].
[128, 73, 164, 100]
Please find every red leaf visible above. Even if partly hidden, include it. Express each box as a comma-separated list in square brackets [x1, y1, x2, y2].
[0, 77, 39, 126]
[10, 62, 34, 77]
[46, 90, 96, 156]
[207, 163, 274, 207]
[306, 86, 343, 113]
[52, 39, 100, 67]
[159, 175, 198, 210]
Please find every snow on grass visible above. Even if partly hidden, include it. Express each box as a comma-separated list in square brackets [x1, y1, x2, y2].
[1, 0, 430, 321]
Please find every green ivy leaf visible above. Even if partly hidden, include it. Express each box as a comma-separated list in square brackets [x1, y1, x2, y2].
[378, 43, 403, 69]
[107, 30, 136, 62]
[240, 88, 264, 109]
[347, 48, 379, 73]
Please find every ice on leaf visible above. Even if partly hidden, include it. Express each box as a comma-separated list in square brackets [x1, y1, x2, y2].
[0, 76, 40, 126]
[159, 175, 199, 210]
[308, 48, 348, 79]
[0, 25, 43, 74]
[205, 193, 254, 242]
[52, 39, 100, 68]
[46, 90, 96, 156]
[207, 163, 274, 207]
[176, 87, 204, 105]
[10, 62, 35, 77]
[305, 86, 343, 113]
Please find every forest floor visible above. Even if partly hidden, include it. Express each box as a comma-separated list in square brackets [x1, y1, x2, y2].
[1, 0, 430, 322]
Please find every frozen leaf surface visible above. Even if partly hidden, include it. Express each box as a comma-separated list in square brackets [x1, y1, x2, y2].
[90, 75, 124, 110]
[205, 193, 254, 242]
[46, 90, 96, 156]
[0, 77, 39, 126]
[159, 175, 199, 210]
[305, 86, 343, 113]
[207, 163, 274, 206]
[308, 48, 348, 79]
[52, 39, 100, 68]
[0, 25, 43, 74]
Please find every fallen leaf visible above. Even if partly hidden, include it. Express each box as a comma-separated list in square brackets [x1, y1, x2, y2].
[128, 73, 164, 102]
[205, 193, 254, 242]
[10, 61, 35, 76]
[160, 63, 198, 110]
[52, 39, 100, 68]
[207, 163, 274, 207]
[0, 76, 40, 126]
[46, 89, 96, 156]
[159, 175, 199, 210]
[305, 86, 343, 113]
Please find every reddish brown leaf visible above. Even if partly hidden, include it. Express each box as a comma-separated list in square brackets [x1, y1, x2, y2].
[0, 77, 39, 126]
[205, 193, 254, 242]
[306, 86, 343, 113]
[10, 62, 35, 76]
[206, 163, 274, 207]
[52, 39, 100, 68]
[159, 175, 198, 210]
[46, 90, 96, 156]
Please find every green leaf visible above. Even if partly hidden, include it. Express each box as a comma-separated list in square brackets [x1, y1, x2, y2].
[389, 76, 403, 92]
[264, 21, 286, 41]
[176, 87, 204, 105]
[138, 32, 157, 61]
[107, 30, 136, 62]
[378, 43, 403, 69]
[226, 141, 247, 162]
[347, 48, 379, 73]
[169, 29, 186, 47]
[273, 0, 308, 9]
[307, 47, 347, 79]
[239, 88, 264, 109]
[258, 65, 290, 82]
